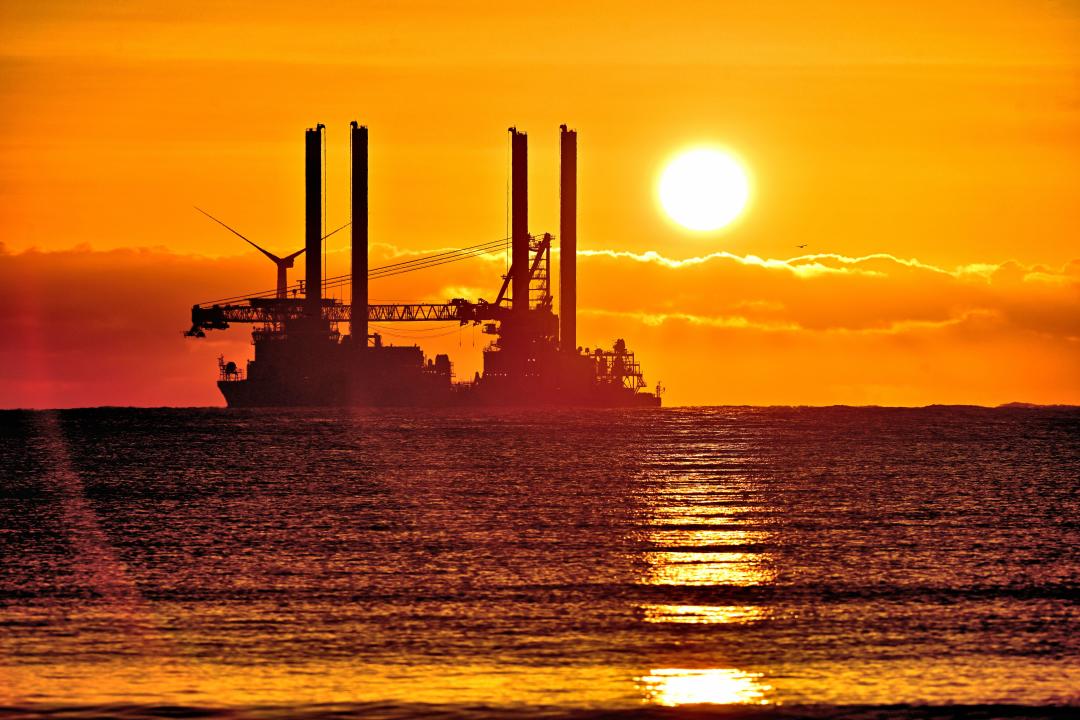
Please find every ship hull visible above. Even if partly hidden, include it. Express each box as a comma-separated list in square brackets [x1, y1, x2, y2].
[218, 378, 659, 408]
[217, 330, 660, 409]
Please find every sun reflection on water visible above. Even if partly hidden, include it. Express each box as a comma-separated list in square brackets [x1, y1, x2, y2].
[639, 668, 772, 706]
[649, 504, 756, 518]
[641, 604, 768, 624]
[635, 471, 778, 706]
[646, 528, 769, 547]
[643, 551, 777, 586]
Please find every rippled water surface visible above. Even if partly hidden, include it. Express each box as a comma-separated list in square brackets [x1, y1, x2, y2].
[1, 406, 1077, 718]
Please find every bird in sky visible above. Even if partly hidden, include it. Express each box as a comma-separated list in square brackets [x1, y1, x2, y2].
[796, 244, 807, 249]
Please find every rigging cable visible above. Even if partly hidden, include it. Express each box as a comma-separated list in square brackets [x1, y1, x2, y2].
[369, 324, 464, 340]
[199, 234, 534, 306]
[327, 236, 511, 284]
[316, 238, 511, 292]
[369, 322, 461, 335]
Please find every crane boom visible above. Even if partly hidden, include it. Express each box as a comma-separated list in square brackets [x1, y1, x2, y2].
[186, 298, 509, 336]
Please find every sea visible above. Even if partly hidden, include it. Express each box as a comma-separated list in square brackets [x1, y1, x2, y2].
[1, 406, 1077, 719]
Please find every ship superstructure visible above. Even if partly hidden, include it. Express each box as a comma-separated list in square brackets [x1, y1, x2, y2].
[186, 123, 661, 407]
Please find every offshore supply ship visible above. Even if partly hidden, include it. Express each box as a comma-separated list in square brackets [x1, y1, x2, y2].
[185, 123, 661, 407]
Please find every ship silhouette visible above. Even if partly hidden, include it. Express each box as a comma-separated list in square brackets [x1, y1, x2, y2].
[186, 123, 661, 407]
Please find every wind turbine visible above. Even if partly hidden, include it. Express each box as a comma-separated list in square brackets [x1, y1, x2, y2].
[195, 208, 349, 299]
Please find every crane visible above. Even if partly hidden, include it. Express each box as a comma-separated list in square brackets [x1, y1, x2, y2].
[185, 234, 552, 338]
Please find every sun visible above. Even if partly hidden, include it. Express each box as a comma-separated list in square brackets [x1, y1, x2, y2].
[658, 148, 751, 232]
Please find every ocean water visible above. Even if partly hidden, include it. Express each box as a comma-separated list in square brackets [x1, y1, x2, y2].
[1, 406, 1077, 719]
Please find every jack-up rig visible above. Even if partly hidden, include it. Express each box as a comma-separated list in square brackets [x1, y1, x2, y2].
[186, 123, 662, 407]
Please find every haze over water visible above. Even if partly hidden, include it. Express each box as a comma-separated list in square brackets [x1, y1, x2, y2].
[2, 406, 1078, 718]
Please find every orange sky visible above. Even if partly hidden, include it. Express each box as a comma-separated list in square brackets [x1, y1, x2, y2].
[1, 1, 1077, 407]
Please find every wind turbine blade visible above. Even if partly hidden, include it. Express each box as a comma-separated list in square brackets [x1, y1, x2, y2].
[246, 240, 282, 264]
[322, 221, 351, 241]
[283, 247, 308, 262]
[194, 207, 281, 263]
